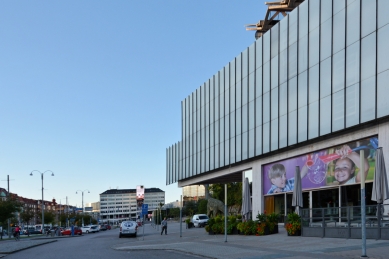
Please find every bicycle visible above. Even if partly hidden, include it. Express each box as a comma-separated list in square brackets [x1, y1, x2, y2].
[14, 232, 20, 241]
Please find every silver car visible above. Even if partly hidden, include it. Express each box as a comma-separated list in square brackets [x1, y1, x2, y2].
[119, 221, 138, 238]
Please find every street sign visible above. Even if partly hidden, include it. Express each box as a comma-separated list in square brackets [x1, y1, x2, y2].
[142, 204, 148, 215]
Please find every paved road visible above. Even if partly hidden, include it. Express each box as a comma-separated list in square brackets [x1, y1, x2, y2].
[1, 222, 388, 259]
[0, 224, 204, 259]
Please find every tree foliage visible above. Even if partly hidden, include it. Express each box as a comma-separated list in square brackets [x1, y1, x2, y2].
[197, 199, 207, 214]
[183, 200, 197, 216]
[167, 208, 180, 218]
[20, 207, 35, 224]
[209, 183, 242, 212]
[43, 211, 56, 224]
[0, 197, 22, 224]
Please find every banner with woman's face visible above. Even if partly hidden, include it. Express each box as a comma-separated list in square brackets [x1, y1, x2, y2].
[262, 136, 378, 195]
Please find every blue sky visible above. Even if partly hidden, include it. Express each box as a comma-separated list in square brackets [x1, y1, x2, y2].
[0, 1, 266, 206]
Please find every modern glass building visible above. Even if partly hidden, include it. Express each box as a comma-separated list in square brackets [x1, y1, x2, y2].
[166, 0, 389, 220]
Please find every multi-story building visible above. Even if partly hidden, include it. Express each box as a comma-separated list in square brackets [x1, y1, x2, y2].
[85, 202, 100, 221]
[99, 188, 165, 223]
[166, 0, 389, 225]
[0, 187, 76, 225]
[182, 185, 205, 205]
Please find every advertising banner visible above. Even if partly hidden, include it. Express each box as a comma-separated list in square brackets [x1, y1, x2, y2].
[136, 185, 144, 207]
[263, 136, 378, 195]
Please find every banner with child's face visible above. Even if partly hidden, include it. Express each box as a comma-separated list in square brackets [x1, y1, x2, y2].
[262, 136, 378, 195]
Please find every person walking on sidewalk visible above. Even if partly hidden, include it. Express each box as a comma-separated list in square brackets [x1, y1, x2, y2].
[161, 217, 167, 235]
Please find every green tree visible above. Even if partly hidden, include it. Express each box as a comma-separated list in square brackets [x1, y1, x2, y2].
[20, 207, 35, 226]
[168, 208, 180, 218]
[208, 183, 242, 212]
[197, 199, 207, 214]
[183, 200, 197, 216]
[0, 197, 22, 224]
[43, 211, 56, 224]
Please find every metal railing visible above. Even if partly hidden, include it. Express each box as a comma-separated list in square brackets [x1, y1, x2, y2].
[300, 204, 389, 239]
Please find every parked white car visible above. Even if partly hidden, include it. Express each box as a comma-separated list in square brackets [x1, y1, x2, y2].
[81, 225, 99, 234]
[192, 214, 209, 227]
[119, 221, 138, 238]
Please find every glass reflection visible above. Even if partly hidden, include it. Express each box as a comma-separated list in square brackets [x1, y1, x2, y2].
[288, 110, 297, 145]
[255, 126, 262, 155]
[271, 119, 278, 151]
[309, 27, 319, 67]
[346, 83, 360, 127]
[320, 95, 331, 135]
[333, 9, 346, 54]
[377, 25, 389, 73]
[263, 123, 270, 153]
[377, 70, 389, 118]
[361, 32, 376, 81]
[346, 42, 360, 87]
[378, 0, 389, 28]
[321, 0, 332, 24]
[361, 77, 376, 123]
[279, 115, 287, 148]
[361, 0, 376, 38]
[256, 37, 263, 69]
[308, 101, 319, 139]
[332, 50, 345, 92]
[298, 106, 307, 142]
[320, 18, 332, 61]
[332, 89, 345, 132]
[347, 0, 360, 46]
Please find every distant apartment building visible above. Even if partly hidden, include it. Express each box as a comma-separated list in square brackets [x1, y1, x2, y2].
[99, 188, 165, 222]
[0, 187, 76, 225]
[85, 201, 101, 220]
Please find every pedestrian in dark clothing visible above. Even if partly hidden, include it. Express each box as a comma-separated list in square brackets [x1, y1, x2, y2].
[161, 217, 167, 235]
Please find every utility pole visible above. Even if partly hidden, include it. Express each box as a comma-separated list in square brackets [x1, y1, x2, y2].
[7, 175, 10, 239]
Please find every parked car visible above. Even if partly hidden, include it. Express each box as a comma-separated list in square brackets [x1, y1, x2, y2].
[119, 221, 138, 238]
[81, 226, 93, 234]
[90, 225, 99, 233]
[106, 225, 111, 230]
[61, 227, 82, 235]
[192, 214, 209, 227]
[99, 225, 107, 231]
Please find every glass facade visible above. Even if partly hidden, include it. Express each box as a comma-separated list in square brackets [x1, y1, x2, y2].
[167, 0, 389, 184]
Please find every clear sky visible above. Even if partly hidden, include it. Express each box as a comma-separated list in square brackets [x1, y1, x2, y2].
[0, 1, 266, 207]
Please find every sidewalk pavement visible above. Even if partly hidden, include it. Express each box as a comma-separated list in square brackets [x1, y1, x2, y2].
[0, 239, 57, 257]
[0, 234, 82, 257]
[113, 222, 389, 259]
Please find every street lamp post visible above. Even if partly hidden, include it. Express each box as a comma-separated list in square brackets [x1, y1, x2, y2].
[76, 189, 90, 226]
[30, 170, 54, 234]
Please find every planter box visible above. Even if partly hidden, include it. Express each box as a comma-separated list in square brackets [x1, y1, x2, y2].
[287, 229, 301, 236]
[264, 225, 278, 235]
[231, 227, 239, 235]
[186, 222, 194, 229]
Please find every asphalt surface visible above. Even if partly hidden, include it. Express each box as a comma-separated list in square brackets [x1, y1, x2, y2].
[0, 222, 388, 259]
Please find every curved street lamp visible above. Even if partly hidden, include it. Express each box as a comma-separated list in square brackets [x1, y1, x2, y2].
[30, 170, 54, 234]
[76, 189, 90, 226]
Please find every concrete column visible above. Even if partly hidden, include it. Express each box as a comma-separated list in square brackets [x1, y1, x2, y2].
[252, 160, 263, 216]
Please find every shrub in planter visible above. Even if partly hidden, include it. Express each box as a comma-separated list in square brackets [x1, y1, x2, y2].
[256, 211, 279, 235]
[237, 220, 256, 235]
[227, 215, 239, 234]
[185, 218, 194, 228]
[285, 212, 301, 236]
